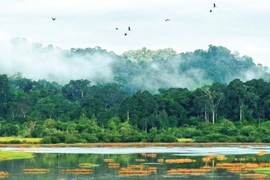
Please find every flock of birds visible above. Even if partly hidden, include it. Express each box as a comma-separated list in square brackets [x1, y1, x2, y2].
[51, 3, 217, 36]
[210, 3, 217, 12]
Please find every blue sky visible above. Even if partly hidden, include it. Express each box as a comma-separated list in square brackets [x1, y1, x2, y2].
[1, 0, 270, 66]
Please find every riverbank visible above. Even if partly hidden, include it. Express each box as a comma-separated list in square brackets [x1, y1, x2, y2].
[0, 142, 270, 148]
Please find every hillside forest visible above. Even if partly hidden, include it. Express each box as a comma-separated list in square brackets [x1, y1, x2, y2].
[1, 41, 270, 143]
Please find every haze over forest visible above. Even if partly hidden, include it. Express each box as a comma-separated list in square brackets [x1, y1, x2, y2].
[0, 38, 269, 93]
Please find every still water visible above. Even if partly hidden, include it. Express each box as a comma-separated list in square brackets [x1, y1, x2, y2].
[0, 146, 270, 179]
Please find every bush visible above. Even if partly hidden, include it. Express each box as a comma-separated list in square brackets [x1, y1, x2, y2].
[40, 136, 51, 144]
[51, 136, 60, 144]
[262, 137, 270, 143]
[194, 133, 235, 142]
[9, 140, 21, 144]
[153, 133, 178, 142]
[86, 135, 99, 143]
[65, 134, 78, 144]
[235, 135, 249, 142]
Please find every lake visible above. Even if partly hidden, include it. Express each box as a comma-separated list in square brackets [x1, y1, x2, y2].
[0, 146, 269, 179]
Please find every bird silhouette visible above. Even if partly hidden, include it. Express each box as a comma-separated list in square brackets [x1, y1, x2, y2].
[128, 26, 131, 31]
[165, 19, 170, 22]
[115, 28, 118, 30]
[209, 10, 213, 12]
[124, 33, 127, 36]
[52, 17, 56, 21]
[213, 3, 216, 8]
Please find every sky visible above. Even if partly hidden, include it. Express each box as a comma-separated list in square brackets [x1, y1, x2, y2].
[0, 0, 270, 66]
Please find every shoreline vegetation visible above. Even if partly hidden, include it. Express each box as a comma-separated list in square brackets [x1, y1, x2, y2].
[0, 142, 270, 148]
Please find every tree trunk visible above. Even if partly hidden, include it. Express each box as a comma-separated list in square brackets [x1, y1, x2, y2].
[80, 90, 84, 98]
[239, 99, 243, 122]
[126, 110, 130, 121]
[212, 108, 215, 124]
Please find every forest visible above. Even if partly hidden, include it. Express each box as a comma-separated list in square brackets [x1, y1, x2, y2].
[1, 41, 270, 143]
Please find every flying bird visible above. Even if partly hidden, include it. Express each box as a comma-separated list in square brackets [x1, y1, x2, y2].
[165, 19, 170, 22]
[52, 17, 56, 21]
[128, 26, 131, 31]
[124, 33, 127, 36]
[115, 28, 118, 30]
[209, 10, 213, 12]
[213, 3, 216, 8]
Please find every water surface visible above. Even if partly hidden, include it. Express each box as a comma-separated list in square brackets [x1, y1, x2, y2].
[0, 146, 269, 179]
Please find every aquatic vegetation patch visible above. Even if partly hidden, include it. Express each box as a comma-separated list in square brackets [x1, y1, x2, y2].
[78, 163, 99, 168]
[108, 163, 120, 168]
[165, 158, 196, 164]
[166, 168, 211, 175]
[240, 173, 267, 179]
[135, 158, 145, 162]
[0, 151, 33, 161]
[60, 169, 93, 175]
[216, 163, 262, 173]
[234, 158, 247, 161]
[0, 171, 9, 179]
[258, 163, 270, 167]
[202, 155, 227, 162]
[216, 155, 228, 161]
[258, 151, 267, 156]
[23, 169, 50, 174]
[118, 164, 157, 176]
[157, 159, 164, 163]
[255, 167, 270, 174]
[140, 153, 157, 158]
[104, 158, 114, 163]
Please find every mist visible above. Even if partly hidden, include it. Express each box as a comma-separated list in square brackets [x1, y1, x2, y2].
[0, 38, 115, 85]
[0, 38, 269, 93]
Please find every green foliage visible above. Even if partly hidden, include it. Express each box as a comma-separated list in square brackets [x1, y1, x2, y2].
[1, 63, 270, 143]
[154, 133, 178, 142]
[40, 136, 52, 144]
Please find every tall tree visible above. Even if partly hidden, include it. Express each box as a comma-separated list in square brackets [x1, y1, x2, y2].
[201, 83, 225, 124]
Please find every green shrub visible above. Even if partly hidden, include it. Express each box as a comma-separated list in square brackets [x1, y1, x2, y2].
[153, 133, 178, 142]
[40, 136, 51, 144]
[65, 134, 78, 144]
[9, 140, 21, 144]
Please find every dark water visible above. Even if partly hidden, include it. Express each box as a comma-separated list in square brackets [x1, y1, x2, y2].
[0, 146, 270, 179]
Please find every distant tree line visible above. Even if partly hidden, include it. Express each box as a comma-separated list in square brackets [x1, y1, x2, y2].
[1, 73, 270, 143]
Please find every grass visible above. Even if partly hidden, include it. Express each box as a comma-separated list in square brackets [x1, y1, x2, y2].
[177, 138, 194, 143]
[0, 137, 41, 144]
[0, 150, 34, 161]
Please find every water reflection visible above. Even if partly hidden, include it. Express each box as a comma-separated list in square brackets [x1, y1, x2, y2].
[0, 147, 269, 179]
